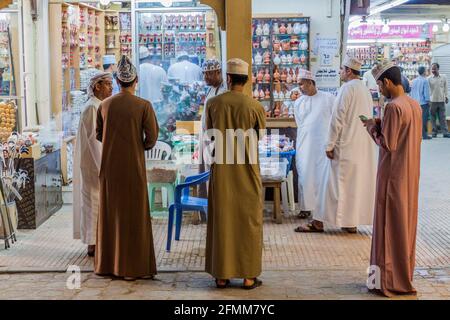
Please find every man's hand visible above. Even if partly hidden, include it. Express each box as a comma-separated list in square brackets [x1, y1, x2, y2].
[326, 149, 334, 160]
[446, 97, 449, 105]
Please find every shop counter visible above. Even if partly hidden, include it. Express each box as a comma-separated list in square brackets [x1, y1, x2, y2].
[15, 150, 63, 229]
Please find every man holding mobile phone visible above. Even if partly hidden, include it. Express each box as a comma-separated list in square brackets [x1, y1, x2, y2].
[364, 61, 422, 297]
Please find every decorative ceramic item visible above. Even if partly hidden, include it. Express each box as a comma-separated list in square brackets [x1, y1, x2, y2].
[255, 24, 263, 36]
[255, 52, 263, 64]
[253, 41, 260, 49]
[259, 89, 265, 100]
[263, 23, 270, 36]
[281, 71, 287, 82]
[273, 103, 281, 117]
[273, 69, 280, 81]
[273, 40, 281, 52]
[292, 53, 300, 64]
[301, 40, 308, 50]
[257, 70, 264, 83]
[286, 73, 293, 84]
[264, 69, 271, 82]
[301, 23, 309, 34]
[282, 41, 291, 51]
[273, 90, 279, 99]
[281, 55, 288, 65]
[273, 54, 281, 66]
[287, 54, 293, 64]
[279, 23, 286, 34]
[265, 88, 271, 99]
[286, 23, 293, 35]
[252, 72, 256, 84]
[290, 36, 299, 50]
[300, 53, 307, 64]
[263, 51, 271, 64]
[293, 23, 301, 34]
[261, 36, 270, 49]
[273, 22, 280, 34]
[279, 91, 285, 100]
[253, 88, 259, 99]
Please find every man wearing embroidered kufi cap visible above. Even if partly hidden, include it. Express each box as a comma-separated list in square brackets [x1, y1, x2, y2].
[95, 55, 159, 280]
[303, 55, 377, 234]
[291, 69, 336, 224]
[204, 58, 266, 290]
[197, 58, 227, 207]
[73, 72, 113, 257]
[363, 59, 422, 297]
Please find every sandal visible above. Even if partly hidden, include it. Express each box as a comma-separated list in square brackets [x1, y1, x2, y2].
[215, 279, 230, 289]
[296, 211, 311, 219]
[242, 278, 263, 290]
[294, 223, 324, 233]
[341, 227, 357, 234]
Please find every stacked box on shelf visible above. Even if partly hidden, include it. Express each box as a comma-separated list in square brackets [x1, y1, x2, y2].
[138, 12, 208, 68]
[251, 17, 310, 119]
[119, 12, 132, 60]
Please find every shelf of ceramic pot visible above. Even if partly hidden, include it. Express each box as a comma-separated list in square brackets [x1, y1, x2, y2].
[254, 82, 272, 85]
[176, 29, 207, 33]
[272, 33, 309, 38]
[252, 64, 272, 67]
[274, 49, 309, 53]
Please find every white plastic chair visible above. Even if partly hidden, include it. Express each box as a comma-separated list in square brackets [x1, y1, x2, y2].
[146, 141, 172, 161]
[146, 141, 172, 208]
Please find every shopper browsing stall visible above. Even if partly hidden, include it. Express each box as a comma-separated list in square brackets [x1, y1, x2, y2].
[291, 69, 335, 223]
[411, 66, 432, 140]
[205, 58, 266, 290]
[364, 61, 422, 297]
[73, 72, 113, 257]
[95, 56, 159, 280]
[428, 63, 450, 138]
[167, 51, 203, 83]
[102, 55, 120, 95]
[139, 46, 168, 104]
[300, 56, 377, 233]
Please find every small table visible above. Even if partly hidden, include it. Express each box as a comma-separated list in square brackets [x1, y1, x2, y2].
[262, 180, 283, 224]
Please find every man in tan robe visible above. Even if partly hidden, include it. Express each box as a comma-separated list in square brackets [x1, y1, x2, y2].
[95, 56, 159, 280]
[363, 61, 422, 297]
[205, 58, 266, 289]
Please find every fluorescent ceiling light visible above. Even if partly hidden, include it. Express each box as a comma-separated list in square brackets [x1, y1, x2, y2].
[432, 24, 439, 33]
[349, 0, 409, 24]
[443, 23, 450, 32]
[348, 38, 426, 44]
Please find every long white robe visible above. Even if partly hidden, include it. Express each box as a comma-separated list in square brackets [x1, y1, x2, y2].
[317, 79, 377, 227]
[139, 63, 168, 104]
[73, 97, 102, 245]
[294, 91, 335, 212]
[167, 60, 203, 83]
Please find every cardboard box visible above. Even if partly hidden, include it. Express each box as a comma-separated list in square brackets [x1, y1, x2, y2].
[20, 143, 41, 159]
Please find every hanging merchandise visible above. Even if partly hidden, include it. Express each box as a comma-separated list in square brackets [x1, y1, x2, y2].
[252, 17, 310, 118]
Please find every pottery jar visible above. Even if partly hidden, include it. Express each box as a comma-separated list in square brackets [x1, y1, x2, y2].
[293, 23, 301, 34]
[255, 24, 263, 36]
[263, 23, 270, 36]
[253, 88, 259, 99]
[279, 23, 287, 34]
[273, 90, 279, 99]
[264, 69, 271, 82]
[273, 54, 281, 65]
[265, 88, 271, 99]
[257, 70, 264, 82]
[292, 53, 300, 64]
[263, 51, 271, 64]
[273, 22, 280, 34]
[287, 54, 293, 64]
[301, 23, 309, 34]
[261, 37, 270, 49]
[273, 40, 281, 52]
[286, 23, 293, 34]
[281, 55, 288, 65]
[300, 54, 307, 64]
[281, 71, 287, 82]
[273, 69, 280, 81]
[300, 40, 308, 50]
[259, 89, 265, 99]
[282, 41, 291, 51]
[254, 52, 263, 65]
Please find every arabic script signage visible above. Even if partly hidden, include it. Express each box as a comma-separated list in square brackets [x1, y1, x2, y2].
[349, 24, 432, 40]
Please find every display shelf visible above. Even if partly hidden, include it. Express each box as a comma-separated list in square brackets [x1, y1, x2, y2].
[252, 16, 310, 119]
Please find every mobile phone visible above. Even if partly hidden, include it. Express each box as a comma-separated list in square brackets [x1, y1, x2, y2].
[359, 115, 369, 121]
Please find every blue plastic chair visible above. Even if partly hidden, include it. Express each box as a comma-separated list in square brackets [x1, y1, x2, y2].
[166, 171, 210, 252]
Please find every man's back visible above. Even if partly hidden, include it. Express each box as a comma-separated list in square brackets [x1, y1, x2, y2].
[139, 63, 167, 103]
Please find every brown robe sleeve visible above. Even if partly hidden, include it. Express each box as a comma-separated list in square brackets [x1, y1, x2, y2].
[254, 103, 267, 140]
[143, 102, 159, 150]
[366, 103, 402, 152]
[96, 103, 104, 142]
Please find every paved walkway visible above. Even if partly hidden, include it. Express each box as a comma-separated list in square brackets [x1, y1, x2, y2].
[0, 138, 449, 299]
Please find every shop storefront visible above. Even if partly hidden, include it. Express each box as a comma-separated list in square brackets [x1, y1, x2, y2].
[0, 0, 349, 236]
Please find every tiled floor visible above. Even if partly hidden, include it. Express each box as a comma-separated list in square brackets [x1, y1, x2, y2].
[0, 138, 449, 300]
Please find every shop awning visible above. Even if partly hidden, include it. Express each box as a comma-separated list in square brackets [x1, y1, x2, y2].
[0, 0, 13, 10]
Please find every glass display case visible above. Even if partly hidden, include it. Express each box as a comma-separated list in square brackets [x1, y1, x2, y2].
[135, 5, 220, 146]
[251, 16, 310, 119]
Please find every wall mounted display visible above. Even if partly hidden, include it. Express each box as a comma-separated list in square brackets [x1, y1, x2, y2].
[251, 16, 310, 119]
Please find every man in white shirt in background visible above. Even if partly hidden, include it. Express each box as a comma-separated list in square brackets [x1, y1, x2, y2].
[103, 55, 120, 95]
[167, 51, 203, 83]
[291, 69, 335, 224]
[428, 62, 450, 138]
[139, 46, 168, 104]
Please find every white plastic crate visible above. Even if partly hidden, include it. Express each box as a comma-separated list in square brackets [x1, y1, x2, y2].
[259, 158, 288, 182]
